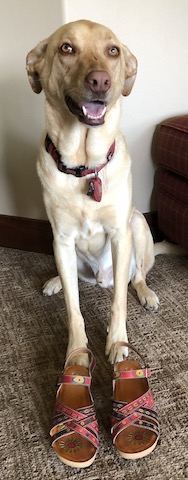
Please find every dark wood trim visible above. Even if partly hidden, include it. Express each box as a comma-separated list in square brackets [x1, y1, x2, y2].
[0, 212, 161, 255]
[0, 215, 53, 254]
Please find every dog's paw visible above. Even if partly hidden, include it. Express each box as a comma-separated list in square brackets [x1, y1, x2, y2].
[105, 329, 128, 364]
[66, 336, 89, 368]
[139, 288, 159, 311]
[108, 344, 129, 364]
[66, 352, 89, 368]
[43, 276, 62, 296]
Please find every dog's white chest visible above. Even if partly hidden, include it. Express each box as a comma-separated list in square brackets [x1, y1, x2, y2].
[76, 218, 106, 257]
[79, 218, 102, 238]
[77, 218, 105, 242]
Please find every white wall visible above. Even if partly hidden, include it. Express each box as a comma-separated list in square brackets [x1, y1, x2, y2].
[0, 0, 62, 219]
[0, 0, 188, 218]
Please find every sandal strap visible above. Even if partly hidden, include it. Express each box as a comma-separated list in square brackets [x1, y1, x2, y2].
[58, 374, 91, 386]
[51, 420, 99, 449]
[113, 368, 151, 380]
[134, 418, 160, 437]
[112, 414, 160, 443]
[50, 402, 99, 449]
[58, 348, 96, 387]
[113, 389, 154, 417]
[64, 347, 96, 374]
[52, 409, 97, 431]
[111, 388, 160, 443]
[50, 348, 99, 450]
[53, 400, 95, 420]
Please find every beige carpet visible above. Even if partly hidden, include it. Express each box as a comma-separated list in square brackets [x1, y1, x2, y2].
[0, 246, 188, 480]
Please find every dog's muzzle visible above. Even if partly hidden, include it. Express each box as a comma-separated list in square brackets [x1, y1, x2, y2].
[65, 70, 111, 126]
[65, 96, 107, 126]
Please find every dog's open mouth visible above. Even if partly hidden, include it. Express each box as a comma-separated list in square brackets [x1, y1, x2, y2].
[65, 96, 107, 126]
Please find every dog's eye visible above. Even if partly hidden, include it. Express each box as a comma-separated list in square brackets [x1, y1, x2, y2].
[61, 43, 73, 54]
[109, 46, 119, 56]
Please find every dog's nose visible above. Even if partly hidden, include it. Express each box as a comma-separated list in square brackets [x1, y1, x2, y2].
[85, 71, 111, 94]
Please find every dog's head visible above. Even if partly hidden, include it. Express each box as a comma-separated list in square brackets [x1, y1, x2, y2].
[26, 19, 137, 127]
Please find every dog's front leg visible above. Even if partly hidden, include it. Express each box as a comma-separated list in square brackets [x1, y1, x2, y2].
[53, 235, 88, 366]
[106, 223, 132, 363]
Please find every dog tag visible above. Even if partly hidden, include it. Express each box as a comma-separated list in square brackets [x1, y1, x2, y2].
[87, 176, 102, 202]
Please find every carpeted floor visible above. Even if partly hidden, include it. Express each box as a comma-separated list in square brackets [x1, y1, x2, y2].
[0, 246, 188, 480]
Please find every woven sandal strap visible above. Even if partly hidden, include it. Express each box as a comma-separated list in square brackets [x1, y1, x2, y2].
[113, 389, 154, 417]
[51, 410, 96, 429]
[112, 402, 158, 423]
[111, 389, 158, 443]
[112, 404, 159, 429]
[135, 417, 160, 435]
[52, 413, 97, 432]
[51, 419, 99, 449]
[53, 400, 94, 420]
[113, 367, 151, 380]
[51, 402, 97, 430]
[112, 413, 160, 443]
[112, 411, 142, 441]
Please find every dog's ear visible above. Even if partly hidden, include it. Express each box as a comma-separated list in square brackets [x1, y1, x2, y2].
[122, 45, 137, 96]
[26, 39, 48, 93]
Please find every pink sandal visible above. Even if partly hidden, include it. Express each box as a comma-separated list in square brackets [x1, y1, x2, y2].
[50, 348, 99, 468]
[111, 342, 160, 459]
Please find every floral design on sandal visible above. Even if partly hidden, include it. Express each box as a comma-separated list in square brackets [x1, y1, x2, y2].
[50, 348, 99, 468]
[111, 342, 160, 460]
[59, 436, 82, 452]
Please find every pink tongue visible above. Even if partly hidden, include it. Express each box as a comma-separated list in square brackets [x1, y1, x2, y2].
[82, 102, 105, 117]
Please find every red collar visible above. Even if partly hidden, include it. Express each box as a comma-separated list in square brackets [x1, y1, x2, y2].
[45, 134, 115, 177]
